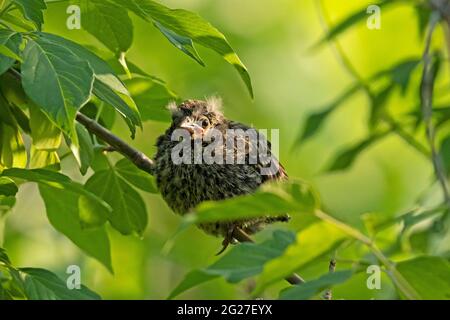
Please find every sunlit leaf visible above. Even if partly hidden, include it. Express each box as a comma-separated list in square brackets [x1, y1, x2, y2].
[125, 76, 178, 122]
[29, 103, 62, 151]
[317, 1, 392, 44]
[12, 0, 47, 30]
[153, 21, 204, 66]
[93, 78, 140, 138]
[183, 180, 319, 225]
[395, 256, 450, 300]
[29, 147, 60, 170]
[253, 221, 347, 295]
[112, 0, 253, 97]
[168, 230, 296, 299]
[0, 122, 27, 169]
[80, 0, 133, 54]
[0, 30, 23, 76]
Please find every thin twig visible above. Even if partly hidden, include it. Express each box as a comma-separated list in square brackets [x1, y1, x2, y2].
[420, 11, 450, 206]
[323, 258, 336, 300]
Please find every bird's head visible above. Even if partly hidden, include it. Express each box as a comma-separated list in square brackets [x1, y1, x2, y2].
[167, 97, 224, 139]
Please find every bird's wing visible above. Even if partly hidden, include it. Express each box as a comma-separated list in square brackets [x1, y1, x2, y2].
[227, 121, 288, 183]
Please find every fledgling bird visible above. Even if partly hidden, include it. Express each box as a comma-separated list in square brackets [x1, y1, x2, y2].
[153, 98, 289, 253]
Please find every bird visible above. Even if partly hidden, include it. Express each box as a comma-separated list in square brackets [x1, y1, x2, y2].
[153, 98, 289, 254]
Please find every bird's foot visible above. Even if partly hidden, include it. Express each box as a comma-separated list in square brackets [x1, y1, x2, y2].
[215, 225, 237, 256]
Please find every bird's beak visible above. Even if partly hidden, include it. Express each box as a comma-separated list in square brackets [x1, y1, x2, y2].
[180, 120, 204, 136]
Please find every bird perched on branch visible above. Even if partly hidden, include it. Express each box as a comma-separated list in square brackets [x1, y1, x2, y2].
[153, 98, 289, 254]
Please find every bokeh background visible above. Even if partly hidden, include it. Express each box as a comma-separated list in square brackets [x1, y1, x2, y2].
[2, 0, 446, 299]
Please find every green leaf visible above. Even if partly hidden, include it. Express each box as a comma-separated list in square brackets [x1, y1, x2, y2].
[115, 158, 157, 193]
[326, 133, 386, 172]
[21, 35, 95, 140]
[0, 122, 27, 169]
[440, 135, 450, 175]
[106, 57, 153, 78]
[1, 168, 111, 210]
[1, 12, 35, 32]
[20, 267, 100, 300]
[0, 247, 11, 265]
[80, 102, 116, 130]
[370, 84, 395, 125]
[0, 196, 16, 216]
[35, 32, 141, 136]
[253, 221, 347, 295]
[85, 169, 148, 235]
[414, 3, 432, 38]
[38, 185, 112, 272]
[93, 78, 140, 138]
[0, 44, 22, 62]
[371, 58, 421, 95]
[0, 169, 112, 270]
[0, 177, 18, 196]
[279, 270, 353, 300]
[29, 147, 60, 170]
[12, 0, 47, 30]
[0, 30, 23, 75]
[112, 0, 253, 97]
[125, 76, 178, 122]
[75, 124, 94, 175]
[294, 84, 360, 146]
[168, 270, 218, 300]
[395, 256, 450, 299]
[317, 1, 391, 44]
[168, 230, 296, 299]
[388, 59, 421, 94]
[153, 21, 204, 66]
[183, 180, 319, 225]
[9, 104, 31, 134]
[80, 0, 133, 54]
[29, 103, 62, 150]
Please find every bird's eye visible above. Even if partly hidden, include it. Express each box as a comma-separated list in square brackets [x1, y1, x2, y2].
[200, 117, 210, 129]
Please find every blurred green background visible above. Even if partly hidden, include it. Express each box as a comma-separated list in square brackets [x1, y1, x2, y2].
[2, 0, 445, 299]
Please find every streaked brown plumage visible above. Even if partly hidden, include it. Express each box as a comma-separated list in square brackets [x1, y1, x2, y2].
[153, 98, 289, 251]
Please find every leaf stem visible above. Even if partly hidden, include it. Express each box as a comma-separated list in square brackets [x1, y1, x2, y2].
[420, 11, 450, 206]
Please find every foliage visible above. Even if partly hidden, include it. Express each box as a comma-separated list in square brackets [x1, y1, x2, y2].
[0, 0, 449, 300]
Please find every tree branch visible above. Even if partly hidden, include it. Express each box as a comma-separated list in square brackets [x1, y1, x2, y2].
[75, 112, 155, 175]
